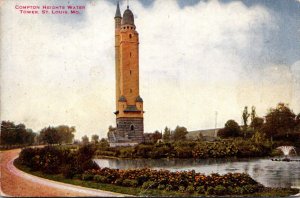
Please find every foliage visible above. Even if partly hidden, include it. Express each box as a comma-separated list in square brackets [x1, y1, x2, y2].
[81, 135, 89, 145]
[172, 126, 188, 141]
[18, 145, 97, 177]
[38, 125, 75, 145]
[162, 127, 171, 142]
[1, 121, 36, 146]
[218, 120, 241, 138]
[91, 134, 99, 144]
[94, 137, 273, 159]
[263, 103, 298, 141]
[79, 168, 261, 195]
[251, 117, 264, 131]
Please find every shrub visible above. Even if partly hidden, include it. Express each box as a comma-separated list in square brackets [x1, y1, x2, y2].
[206, 186, 214, 195]
[186, 185, 195, 193]
[94, 175, 109, 183]
[178, 186, 186, 193]
[82, 173, 93, 181]
[157, 184, 165, 190]
[142, 181, 157, 189]
[214, 185, 226, 195]
[232, 186, 244, 195]
[115, 178, 123, 186]
[165, 184, 173, 191]
[61, 164, 77, 179]
[196, 186, 205, 194]
[122, 179, 138, 187]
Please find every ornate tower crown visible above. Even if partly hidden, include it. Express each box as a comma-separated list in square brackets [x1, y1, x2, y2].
[122, 6, 134, 26]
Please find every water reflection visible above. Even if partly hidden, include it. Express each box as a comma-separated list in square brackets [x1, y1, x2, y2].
[94, 157, 300, 188]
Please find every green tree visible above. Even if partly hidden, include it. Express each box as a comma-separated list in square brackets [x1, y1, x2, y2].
[1, 121, 36, 146]
[172, 126, 188, 141]
[39, 126, 61, 145]
[163, 127, 171, 142]
[99, 138, 109, 148]
[250, 106, 256, 124]
[151, 131, 162, 143]
[56, 125, 75, 144]
[218, 120, 241, 138]
[242, 106, 250, 137]
[263, 103, 297, 141]
[251, 117, 264, 131]
[81, 135, 89, 145]
[91, 134, 99, 144]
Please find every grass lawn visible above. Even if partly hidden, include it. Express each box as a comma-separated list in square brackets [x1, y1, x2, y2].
[14, 159, 299, 197]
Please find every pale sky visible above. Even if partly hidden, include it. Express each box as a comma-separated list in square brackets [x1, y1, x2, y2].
[1, 0, 300, 139]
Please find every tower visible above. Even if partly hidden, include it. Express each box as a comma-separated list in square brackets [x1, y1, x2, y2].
[110, 2, 144, 143]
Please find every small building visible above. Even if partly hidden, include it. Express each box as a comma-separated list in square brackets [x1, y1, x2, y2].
[187, 128, 221, 141]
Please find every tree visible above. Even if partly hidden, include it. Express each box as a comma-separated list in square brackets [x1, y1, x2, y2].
[151, 131, 162, 143]
[251, 117, 264, 131]
[56, 125, 75, 144]
[99, 138, 109, 148]
[1, 121, 36, 146]
[163, 127, 171, 142]
[91, 134, 99, 144]
[263, 103, 297, 140]
[242, 106, 250, 135]
[172, 126, 188, 141]
[250, 106, 256, 126]
[39, 126, 61, 145]
[81, 135, 89, 145]
[218, 120, 241, 138]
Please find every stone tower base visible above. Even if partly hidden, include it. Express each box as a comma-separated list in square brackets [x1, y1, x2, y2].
[115, 117, 144, 143]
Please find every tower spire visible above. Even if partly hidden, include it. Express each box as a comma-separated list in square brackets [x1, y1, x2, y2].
[115, 1, 121, 18]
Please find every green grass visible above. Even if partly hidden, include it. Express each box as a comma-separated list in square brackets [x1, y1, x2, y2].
[14, 159, 299, 197]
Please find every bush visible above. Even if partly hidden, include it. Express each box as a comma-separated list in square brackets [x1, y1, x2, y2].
[165, 184, 173, 191]
[61, 164, 77, 179]
[196, 186, 205, 194]
[142, 181, 157, 189]
[81, 173, 93, 181]
[94, 175, 109, 183]
[186, 185, 195, 193]
[157, 184, 166, 190]
[232, 186, 244, 195]
[115, 178, 123, 186]
[122, 179, 138, 187]
[214, 185, 226, 195]
[178, 186, 186, 193]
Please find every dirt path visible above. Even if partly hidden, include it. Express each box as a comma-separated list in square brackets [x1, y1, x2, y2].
[0, 149, 127, 197]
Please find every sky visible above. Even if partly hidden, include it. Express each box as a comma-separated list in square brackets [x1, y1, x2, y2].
[1, 0, 300, 139]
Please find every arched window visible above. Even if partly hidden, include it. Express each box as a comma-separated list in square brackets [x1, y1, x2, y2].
[130, 125, 134, 131]
[130, 89, 132, 93]
[129, 34, 132, 39]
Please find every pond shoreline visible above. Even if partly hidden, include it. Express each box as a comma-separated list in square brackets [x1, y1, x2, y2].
[94, 156, 300, 189]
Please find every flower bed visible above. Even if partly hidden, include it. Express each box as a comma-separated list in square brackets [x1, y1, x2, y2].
[81, 168, 263, 195]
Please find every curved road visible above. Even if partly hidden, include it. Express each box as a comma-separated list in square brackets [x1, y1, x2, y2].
[0, 149, 127, 197]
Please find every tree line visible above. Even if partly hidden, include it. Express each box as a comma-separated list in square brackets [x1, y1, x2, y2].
[218, 103, 300, 143]
[1, 121, 76, 146]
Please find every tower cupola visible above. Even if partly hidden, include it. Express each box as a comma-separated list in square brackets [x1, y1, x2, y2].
[122, 6, 135, 26]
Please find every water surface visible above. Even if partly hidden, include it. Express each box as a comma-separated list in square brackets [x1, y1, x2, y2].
[94, 157, 300, 188]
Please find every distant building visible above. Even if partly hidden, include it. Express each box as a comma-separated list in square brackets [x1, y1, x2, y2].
[187, 128, 221, 141]
[108, 2, 144, 144]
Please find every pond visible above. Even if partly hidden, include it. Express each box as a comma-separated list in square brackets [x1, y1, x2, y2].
[94, 156, 300, 188]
